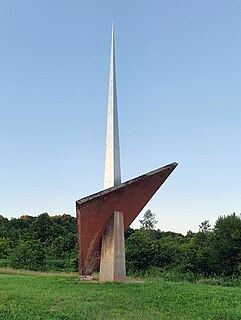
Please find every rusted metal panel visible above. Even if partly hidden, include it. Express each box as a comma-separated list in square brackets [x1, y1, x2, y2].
[76, 162, 178, 275]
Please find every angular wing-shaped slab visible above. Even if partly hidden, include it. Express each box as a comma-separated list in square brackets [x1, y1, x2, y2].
[76, 162, 178, 275]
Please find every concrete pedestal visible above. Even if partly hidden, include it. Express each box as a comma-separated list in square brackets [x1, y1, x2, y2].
[99, 211, 126, 282]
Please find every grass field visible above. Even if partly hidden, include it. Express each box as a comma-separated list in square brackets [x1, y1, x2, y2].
[0, 271, 241, 320]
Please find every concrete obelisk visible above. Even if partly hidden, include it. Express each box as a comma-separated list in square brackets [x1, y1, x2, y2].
[99, 25, 126, 282]
[104, 25, 121, 189]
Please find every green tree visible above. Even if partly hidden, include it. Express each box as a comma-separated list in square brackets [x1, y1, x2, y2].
[210, 213, 241, 275]
[0, 238, 12, 259]
[139, 209, 157, 230]
[180, 231, 214, 274]
[30, 213, 62, 243]
[9, 240, 46, 271]
[125, 229, 155, 272]
[199, 220, 211, 233]
[124, 227, 135, 240]
[153, 236, 183, 269]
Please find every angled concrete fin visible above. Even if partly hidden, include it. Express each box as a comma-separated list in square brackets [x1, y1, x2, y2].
[77, 162, 178, 275]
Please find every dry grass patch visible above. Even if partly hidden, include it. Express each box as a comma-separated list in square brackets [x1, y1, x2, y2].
[0, 267, 77, 277]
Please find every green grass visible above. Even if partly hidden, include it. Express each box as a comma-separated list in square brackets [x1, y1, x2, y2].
[0, 271, 241, 319]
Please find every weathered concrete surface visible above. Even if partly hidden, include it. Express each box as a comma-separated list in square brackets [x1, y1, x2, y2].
[76, 162, 178, 276]
[99, 211, 125, 282]
[104, 25, 121, 189]
[101, 27, 123, 282]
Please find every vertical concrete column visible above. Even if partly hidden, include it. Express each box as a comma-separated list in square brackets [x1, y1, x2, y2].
[99, 211, 126, 282]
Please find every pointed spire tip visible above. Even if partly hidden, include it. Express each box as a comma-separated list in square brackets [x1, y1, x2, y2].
[111, 23, 115, 38]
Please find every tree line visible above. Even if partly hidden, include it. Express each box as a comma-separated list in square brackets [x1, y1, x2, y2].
[0, 211, 241, 276]
[0, 213, 77, 271]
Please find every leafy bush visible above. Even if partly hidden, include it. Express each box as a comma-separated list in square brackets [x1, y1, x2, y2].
[8, 240, 46, 271]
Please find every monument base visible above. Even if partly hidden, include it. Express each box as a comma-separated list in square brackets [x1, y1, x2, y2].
[99, 211, 126, 282]
[78, 275, 94, 281]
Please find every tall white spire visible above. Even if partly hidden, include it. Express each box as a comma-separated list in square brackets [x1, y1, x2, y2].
[104, 25, 121, 189]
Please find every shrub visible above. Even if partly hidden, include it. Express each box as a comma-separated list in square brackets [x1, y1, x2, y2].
[8, 240, 46, 271]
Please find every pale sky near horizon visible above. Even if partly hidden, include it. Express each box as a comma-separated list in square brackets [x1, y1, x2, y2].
[0, 1, 241, 234]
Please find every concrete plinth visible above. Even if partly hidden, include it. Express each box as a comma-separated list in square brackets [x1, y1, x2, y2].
[99, 211, 126, 282]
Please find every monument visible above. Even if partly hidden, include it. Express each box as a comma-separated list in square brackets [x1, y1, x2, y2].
[76, 26, 178, 282]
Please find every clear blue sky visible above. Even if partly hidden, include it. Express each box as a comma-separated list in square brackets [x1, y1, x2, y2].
[0, 0, 241, 234]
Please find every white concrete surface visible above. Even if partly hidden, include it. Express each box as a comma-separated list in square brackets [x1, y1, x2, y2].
[99, 211, 126, 282]
[104, 25, 121, 189]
